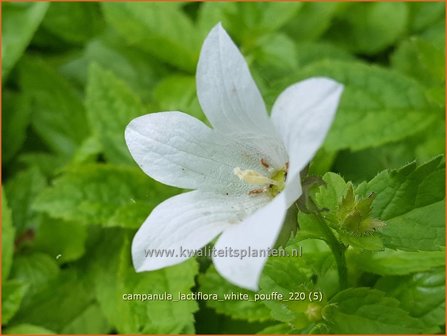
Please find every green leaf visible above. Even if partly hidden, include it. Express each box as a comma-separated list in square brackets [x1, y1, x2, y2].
[199, 265, 272, 322]
[408, 2, 445, 33]
[257, 323, 291, 334]
[18, 57, 89, 156]
[307, 172, 384, 251]
[314, 172, 348, 213]
[4, 324, 55, 334]
[283, 60, 437, 151]
[376, 268, 445, 330]
[66, 33, 164, 102]
[18, 153, 66, 178]
[2, 190, 14, 281]
[325, 287, 424, 333]
[359, 156, 445, 251]
[338, 232, 383, 251]
[153, 74, 204, 121]
[10, 253, 60, 303]
[34, 217, 87, 263]
[284, 239, 338, 299]
[382, 202, 444, 251]
[2, 280, 29, 325]
[419, 18, 445, 46]
[33, 164, 177, 228]
[198, 2, 302, 47]
[296, 212, 327, 242]
[2, 91, 31, 163]
[86, 64, 145, 164]
[284, 3, 341, 41]
[295, 42, 354, 68]
[251, 33, 298, 84]
[326, 3, 408, 54]
[259, 256, 319, 329]
[392, 37, 445, 87]
[11, 268, 107, 333]
[348, 249, 445, 276]
[90, 230, 198, 333]
[259, 34, 297, 70]
[61, 303, 110, 334]
[5, 167, 46, 233]
[70, 136, 102, 165]
[261, 41, 349, 112]
[102, 2, 199, 72]
[40, 3, 103, 45]
[2, 2, 48, 80]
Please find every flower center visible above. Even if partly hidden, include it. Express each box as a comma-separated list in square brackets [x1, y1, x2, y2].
[233, 160, 287, 197]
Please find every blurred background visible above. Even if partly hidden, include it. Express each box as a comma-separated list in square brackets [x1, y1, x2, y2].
[2, 2, 445, 334]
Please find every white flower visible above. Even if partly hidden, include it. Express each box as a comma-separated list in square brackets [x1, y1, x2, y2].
[125, 23, 343, 290]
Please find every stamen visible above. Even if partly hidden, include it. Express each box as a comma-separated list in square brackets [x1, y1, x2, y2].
[233, 167, 278, 186]
[260, 158, 270, 169]
[248, 188, 267, 195]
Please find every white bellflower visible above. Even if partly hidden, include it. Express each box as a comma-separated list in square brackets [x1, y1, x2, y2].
[125, 24, 343, 290]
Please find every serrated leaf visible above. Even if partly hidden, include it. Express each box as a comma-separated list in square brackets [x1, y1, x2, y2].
[314, 172, 347, 213]
[33, 164, 178, 228]
[90, 230, 198, 333]
[305, 173, 384, 251]
[338, 232, 383, 251]
[408, 2, 445, 33]
[102, 2, 199, 72]
[198, 2, 302, 47]
[255, 34, 297, 71]
[325, 287, 424, 333]
[295, 212, 326, 242]
[375, 268, 445, 331]
[86, 64, 145, 164]
[259, 256, 318, 329]
[18, 153, 66, 178]
[348, 249, 445, 276]
[359, 156, 445, 251]
[284, 2, 341, 42]
[41, 3, 103, 45]
[2, 91, 31, 163]
[10, 253, 60, 304]
[34, 217, 87, 263]
[326, 2, 408, 54]
[70, 136, 102, 165]
[61, 303, 110, 334]
[4, 324, 55, 334]
[296, 42, 354, 68]
[285, 60, 437, 152]
[392, 37, 445, 87]
[153, 74, 204, 121]
[5, 167, 46, 233]
[251, 33, 298, 88]
[419, 18, 445, 46]
[2, 2, 48, 80]
[199, 265, 272, 322]
[18, 57, 89, 156]
[2, 280, 29, 325]
[11, 269, 103, 333]
[2, 190, 14, 281]
[73, 34, 164, 101]
[257, 323, 291, 334]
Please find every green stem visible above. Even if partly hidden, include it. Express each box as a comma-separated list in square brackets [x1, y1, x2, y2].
[312, 210, 348, 290]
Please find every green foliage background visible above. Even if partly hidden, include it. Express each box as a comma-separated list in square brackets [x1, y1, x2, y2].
[2, 2, 445, 334]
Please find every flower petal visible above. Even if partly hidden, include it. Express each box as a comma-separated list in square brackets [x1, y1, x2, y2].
[212, 190, 292, 291]
[125, 111, 278, 193]
[132, 190, 269, 272]
[271, 77, 344, 179]
[196, 23, 287, 168]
